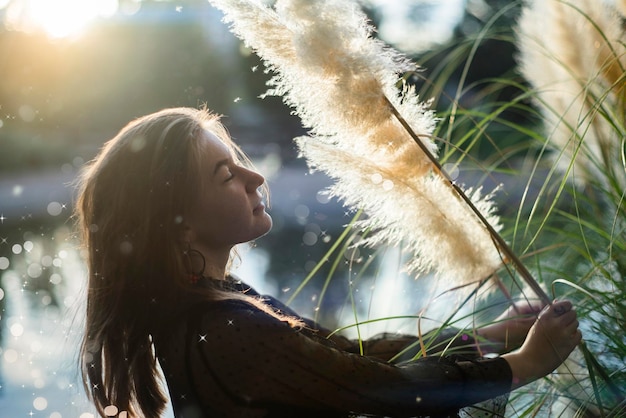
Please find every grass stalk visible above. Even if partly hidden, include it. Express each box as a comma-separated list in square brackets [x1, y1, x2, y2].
[384, 94, 551, 304]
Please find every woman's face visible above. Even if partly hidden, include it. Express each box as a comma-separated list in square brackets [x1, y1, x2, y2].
[184, 130, 272, 253]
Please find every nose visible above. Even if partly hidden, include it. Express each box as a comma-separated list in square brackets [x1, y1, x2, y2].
[244, 167, 265, 192]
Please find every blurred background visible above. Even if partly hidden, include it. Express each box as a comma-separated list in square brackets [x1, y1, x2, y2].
[0, 0, 528, 416]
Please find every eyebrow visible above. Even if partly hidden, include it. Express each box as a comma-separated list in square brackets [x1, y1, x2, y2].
[213, 158, 230, 175]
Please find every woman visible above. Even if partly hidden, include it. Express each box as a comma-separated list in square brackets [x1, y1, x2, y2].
[76, 107, 582, 417]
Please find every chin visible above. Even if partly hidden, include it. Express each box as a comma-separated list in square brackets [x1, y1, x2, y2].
[262, 216, 273, 235]
[256, 214, 273, 238]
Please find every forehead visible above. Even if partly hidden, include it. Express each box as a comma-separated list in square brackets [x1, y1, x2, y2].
[199, 129, 233, 162]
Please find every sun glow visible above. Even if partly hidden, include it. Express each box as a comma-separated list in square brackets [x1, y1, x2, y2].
[4, 0, 119, 39]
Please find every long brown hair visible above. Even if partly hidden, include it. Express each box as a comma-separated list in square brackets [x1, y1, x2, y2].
[75, 107, 249, 417]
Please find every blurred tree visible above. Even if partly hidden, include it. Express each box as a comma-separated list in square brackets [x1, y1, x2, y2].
[0, 0, 304, 174]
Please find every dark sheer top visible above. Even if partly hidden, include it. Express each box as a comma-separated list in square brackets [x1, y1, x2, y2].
[154, 277, 512, 418]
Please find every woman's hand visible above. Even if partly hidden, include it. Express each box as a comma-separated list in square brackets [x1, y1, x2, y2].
[477, 300, 544, 353]
[502, 300, 582, 389]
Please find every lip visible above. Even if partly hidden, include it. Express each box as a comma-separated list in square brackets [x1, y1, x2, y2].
[253, 201, 266, 213]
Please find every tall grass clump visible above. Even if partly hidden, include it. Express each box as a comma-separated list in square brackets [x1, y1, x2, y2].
[209, 0, 625, 415]
[405, 0, 626, 414]
[513, 0, 626, 414]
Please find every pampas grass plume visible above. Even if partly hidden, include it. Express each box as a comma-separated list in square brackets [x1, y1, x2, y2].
[209, 0, 504, 286]
[517, 0, 626, 187]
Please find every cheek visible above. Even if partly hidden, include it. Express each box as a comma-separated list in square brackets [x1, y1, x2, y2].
[210, 201, 252, 233]
[186, 196, 230, 235]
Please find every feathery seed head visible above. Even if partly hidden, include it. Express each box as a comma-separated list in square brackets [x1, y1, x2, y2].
[211, 0, 504, 288]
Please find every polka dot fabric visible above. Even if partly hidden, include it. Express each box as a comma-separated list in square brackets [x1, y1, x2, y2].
[155, 279, 512, 417]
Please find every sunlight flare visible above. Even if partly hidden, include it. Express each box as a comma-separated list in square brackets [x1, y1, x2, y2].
[4, 0, 118, 39]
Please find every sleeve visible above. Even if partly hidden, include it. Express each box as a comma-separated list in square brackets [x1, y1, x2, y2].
[259, 293, 481, 362]
[333, 329, 484, 362]
[188, 300, 512, 417]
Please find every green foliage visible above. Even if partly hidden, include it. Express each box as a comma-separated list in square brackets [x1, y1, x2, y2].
[301, 1, 625, 415]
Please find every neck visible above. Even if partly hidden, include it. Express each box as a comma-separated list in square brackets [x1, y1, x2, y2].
[204, 262, 227, 280]
[189, 244, 230, 280]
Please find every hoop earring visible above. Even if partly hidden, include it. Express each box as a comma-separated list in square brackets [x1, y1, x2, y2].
[185, 245, 206, 284]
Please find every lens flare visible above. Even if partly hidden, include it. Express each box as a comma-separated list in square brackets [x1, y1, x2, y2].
[4, 0, 118, 39]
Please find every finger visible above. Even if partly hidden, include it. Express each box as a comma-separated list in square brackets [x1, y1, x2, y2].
[517, 316, 538, 325]
[556, 310, 577, 326]
[574, 329, 583, 343]
[552, 304, 572, 317]
[528, 300, 546, 312]
[552, 300, 573, 315]
[538, 303, 564, 319]
[563, 318, 579, 335]
[518, 300, 544, 314]
[539, 305, 553, 316]
[563, 330, 583, 352]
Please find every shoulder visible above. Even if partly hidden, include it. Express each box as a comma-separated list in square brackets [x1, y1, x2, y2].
[186, 296, 302, 333]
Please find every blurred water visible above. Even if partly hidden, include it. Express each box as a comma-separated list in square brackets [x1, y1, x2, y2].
[0, 228, 444, 418]
[0, 228, 98, 417]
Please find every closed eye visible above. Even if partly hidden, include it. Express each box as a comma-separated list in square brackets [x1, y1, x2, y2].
[213, 158, 236, 183]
